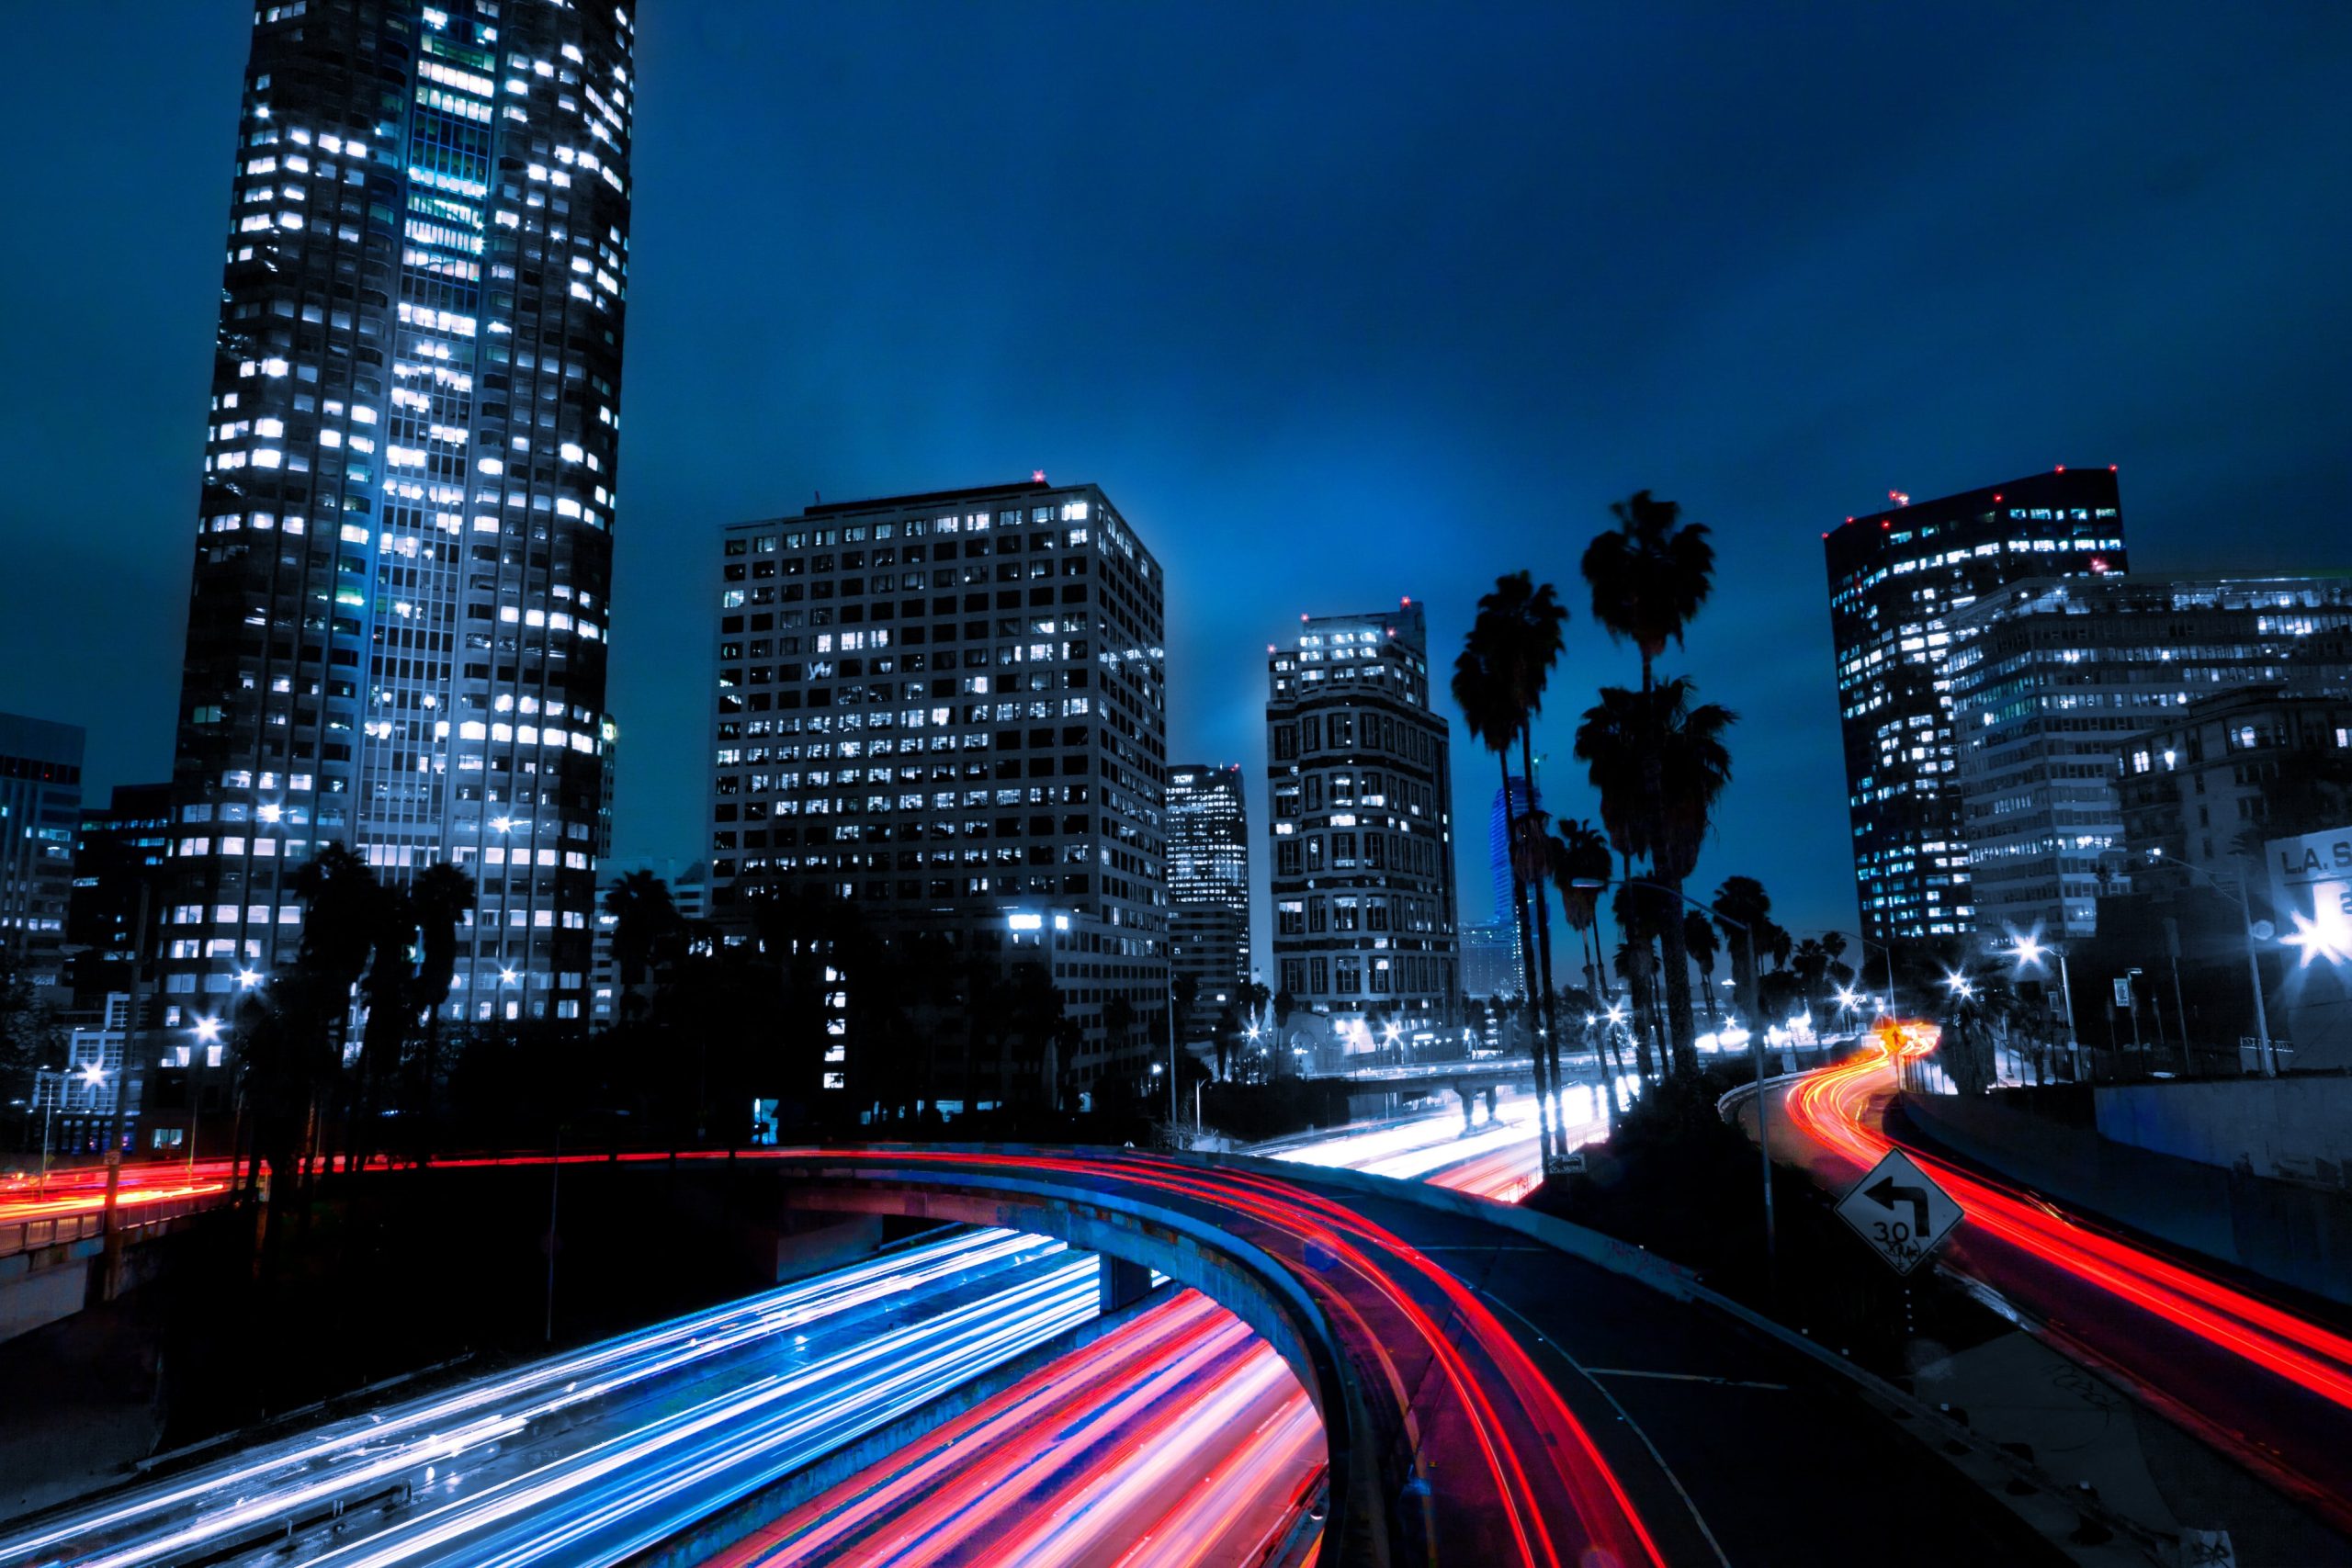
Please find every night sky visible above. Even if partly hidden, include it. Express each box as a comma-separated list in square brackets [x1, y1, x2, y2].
[4, 4, 2347, 969]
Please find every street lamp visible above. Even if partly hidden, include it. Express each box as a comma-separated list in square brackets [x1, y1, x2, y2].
[1574, 875, 1775, 1275]
[2010, 931, 2082, 1081]
[2146, 848, 2277, 1077]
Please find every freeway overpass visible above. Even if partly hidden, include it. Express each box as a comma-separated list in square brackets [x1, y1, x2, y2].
[4, 1129, 2082, 1566]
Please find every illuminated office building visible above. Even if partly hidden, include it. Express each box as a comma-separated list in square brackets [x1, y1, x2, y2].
[1951, 575, 2352, 943]
[706, 479, 1169, 1098]
[1824, 469, 2125, 943]
[1265, 602, 1459, 1034]
[1169, 762, 1250, 1028]
[66, 782, 172, 1007]
[159, 1, 635, 1029]
[0, 713, 84, 991]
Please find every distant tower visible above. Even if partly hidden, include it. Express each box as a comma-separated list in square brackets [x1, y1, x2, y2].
[1487, 774, 1535, 994]
[1169, 763, 1250, 1028]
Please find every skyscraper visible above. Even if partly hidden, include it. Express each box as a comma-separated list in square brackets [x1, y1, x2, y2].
[1486, 774, 1534, 995]
[160, 3, 636, 1029]
[1950, 574, 2352, 943]
[1168, 762, 1250, 1030]
[706, 479, 1169, 1100]
[1265, 602, 1459, 1039]
[66, 783, 172, 1008]
[0, 712, 84, 991]
[1824, 468, 2126, 943]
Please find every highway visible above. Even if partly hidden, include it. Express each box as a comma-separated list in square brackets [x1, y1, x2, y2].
[1768, 1034, 2352, 1534]
[703, 1094, 1561, 1567]
[0, 1227, 1100, 1568]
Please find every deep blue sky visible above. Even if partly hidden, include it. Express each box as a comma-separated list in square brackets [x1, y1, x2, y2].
[3, 4, 2347, 967]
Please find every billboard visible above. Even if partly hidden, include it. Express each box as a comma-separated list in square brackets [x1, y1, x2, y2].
[2267, 822, 2352, 1070]
[2268, 823, 2352, 968]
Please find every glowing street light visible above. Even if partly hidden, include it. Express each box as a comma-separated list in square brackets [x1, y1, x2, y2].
[78, 1061, 107, 1089]
[1944, 973, 1974, 1000]
[193, 1017, 223, 1044]
[500, 967, 520, 984]
[236, 967, 261, 989]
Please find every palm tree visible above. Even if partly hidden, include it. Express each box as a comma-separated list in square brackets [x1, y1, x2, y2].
[1683, 911, 1721, 1023]
[1579, 491, 1716, 696]
[1453, 599, 1561, 1166]
[1574, 681, 1736, 1075]
[288, 841, 378, 1187]
[1546, 819, 1625, 1120]
[1710, 876, 1776, 1028]
[604, 870, 680, 1021]
[407, 863, 473, 1161]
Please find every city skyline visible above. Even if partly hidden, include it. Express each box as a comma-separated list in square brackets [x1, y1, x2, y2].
[3, 5, 2349, 944]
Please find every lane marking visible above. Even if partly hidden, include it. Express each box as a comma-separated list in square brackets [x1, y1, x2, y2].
[1472, 1285, 1733, 1568]
[1583, 1368, 1792, 1392]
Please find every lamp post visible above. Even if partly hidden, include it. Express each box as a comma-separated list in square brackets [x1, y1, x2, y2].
[1574, 876, 1773, 1277]
[99, 878, 152, 1301]
[2007, 934, 2081, 1081]
[2147, 849, 2276, 1077]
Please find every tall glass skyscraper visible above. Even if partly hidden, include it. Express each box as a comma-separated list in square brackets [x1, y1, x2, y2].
[161, 2, 635, 1029]
[1824, 469, 2124, 944]
[1485, 774, 1534, 995]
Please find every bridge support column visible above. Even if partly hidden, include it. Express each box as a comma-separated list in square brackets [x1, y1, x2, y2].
[1455, 1082, 1477, 1133]
[1098, 1255, 1153, 1313]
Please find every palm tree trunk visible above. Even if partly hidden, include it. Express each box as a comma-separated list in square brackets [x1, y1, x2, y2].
[1581, 923, 1623, 1126]
[1516, 728, 1566, 1148]
[1497, 751, 1557, 1167]
[1656, 880, 1699, 1077]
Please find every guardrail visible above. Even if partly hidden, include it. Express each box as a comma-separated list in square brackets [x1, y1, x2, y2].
[0, 1189, 238, 1262]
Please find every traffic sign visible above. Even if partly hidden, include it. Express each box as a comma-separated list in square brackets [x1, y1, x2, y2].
[1835, 1148, 1963, 1275]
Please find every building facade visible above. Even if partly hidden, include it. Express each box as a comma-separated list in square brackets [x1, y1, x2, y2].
[1459, 918, 1520, 1000]
[1168, 762, 1250, 1034]
[66, 783, 172, 1008]
[1265, 602, 1459, 1038]
[2118, 684, 2352, 886]
[0, 713, 85, 991]
[589, 855, 707, 1026]
[1825, 468, 2127, 943]
[705, 479, 1169, 1100]
[1951, 576, 2352, 944]
[159, 1, 636, 1032]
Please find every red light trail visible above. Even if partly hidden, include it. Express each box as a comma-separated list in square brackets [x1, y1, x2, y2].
[1781, 1035, 2352, 1526]
[808, 1144, 1661, 1568]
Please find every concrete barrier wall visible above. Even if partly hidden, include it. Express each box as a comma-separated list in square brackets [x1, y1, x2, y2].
[1899, 1091, 2352, 1308]
[2096, 1077, 2352, 1188]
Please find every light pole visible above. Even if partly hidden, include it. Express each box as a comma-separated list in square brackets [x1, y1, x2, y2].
[1574, 876, 1773, 1276]
[99, 879, 151, 1302]
[2007, 934, 2081, 1081]
[2146, 849, 2276, 1077]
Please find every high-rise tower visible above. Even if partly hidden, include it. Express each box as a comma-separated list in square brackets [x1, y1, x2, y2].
[1169, 762, 1250, 1027]
[161, 2, 635, 1029]
[1265, 602, 1459, 1041]
[705, 480, 1170, 1101]
[1824, 469, 2124, 944]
